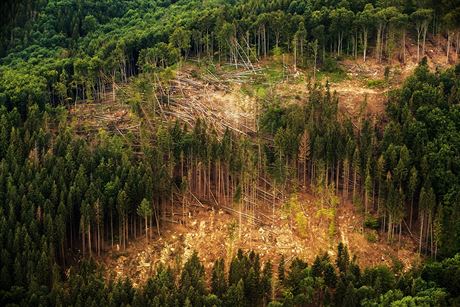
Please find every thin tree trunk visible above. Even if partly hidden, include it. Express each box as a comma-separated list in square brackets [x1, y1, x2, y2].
[422, 24, 428, 58]
[88, 222, 92, 258]
[447, 31, 451, 64]
[110, 207, 113, 248]
[363, 29, 368, 61]
[419, 211, 424, 254]
[403, 31, 406, 63]
[417, 28, 421, 62]
[353, 168, 357, 200]
[409, 196, 414, 229]
[145, 216, 148, 242]
[82, 220, 85, 257]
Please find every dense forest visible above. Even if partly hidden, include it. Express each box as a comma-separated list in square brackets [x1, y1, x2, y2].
[1, 0, 460, 306]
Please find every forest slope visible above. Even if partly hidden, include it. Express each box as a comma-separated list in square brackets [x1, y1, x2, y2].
[1, 0, 460, 306]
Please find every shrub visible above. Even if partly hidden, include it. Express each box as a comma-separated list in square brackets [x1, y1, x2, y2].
[365, 230, 378, 243]
[364, 216, 380, 230]
[322, 57, 341, 73]
[366, 79, 386, 88]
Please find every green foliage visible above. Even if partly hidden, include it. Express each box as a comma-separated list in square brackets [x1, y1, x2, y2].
[336, 242, 350, 274]
[0, 1, 460, 306]
[366, 78, 387, 89]
[385, 62, 460, 256]
[0, 0, 448, 115]
[137, 198, 152, 219]
[211, 259, 227, 298]
[321, 57, 342, 73]
[278, 255, 285, 285]
[365, 230, 378, 243]
[422, 254, 460, 296]
[364, 215, 380, 230]
[294, 211, 308, 238]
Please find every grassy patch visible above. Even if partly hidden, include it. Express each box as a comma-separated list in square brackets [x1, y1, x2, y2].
[317, 70, 348, 83]
[316, 208, 337, 238]
[365, 230, 378, 243]
[264, 67, 285, 83]
[282, 194, 310, 238]
[254, 63, 285, 85]
[315, 57, 349, 83]
[295, 211, 308, 238]
[366, 79, 387, 89]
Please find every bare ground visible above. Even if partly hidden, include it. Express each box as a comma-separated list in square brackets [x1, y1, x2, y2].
[101, 192, 420, 287]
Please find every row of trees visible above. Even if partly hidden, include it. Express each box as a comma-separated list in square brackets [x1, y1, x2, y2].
[1, 0, 460, 113]
[3, 244, 460, 306]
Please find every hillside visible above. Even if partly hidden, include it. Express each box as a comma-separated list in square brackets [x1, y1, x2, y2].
[103, 192, 421, 288]
[1, 1, 460, 306]
[74, 43, 448, 287]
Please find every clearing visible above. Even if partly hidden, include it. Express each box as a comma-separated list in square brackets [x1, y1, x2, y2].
[65, 36, 455, 286]
[102, 191, 420, 287]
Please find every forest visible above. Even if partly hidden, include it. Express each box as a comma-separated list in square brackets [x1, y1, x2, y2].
[1, 0, 460, 306]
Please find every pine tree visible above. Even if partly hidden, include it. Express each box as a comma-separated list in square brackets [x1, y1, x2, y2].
[298, 130, 310, 189]
[324, 264, 337, 288]
[278, 255, 285, 286]
[211, 259, 227, 298]
[261, 260, 273, 305]
[336, 243, 350, 274]
[224, 279, 245, 307]
[137, 198, 152, 242]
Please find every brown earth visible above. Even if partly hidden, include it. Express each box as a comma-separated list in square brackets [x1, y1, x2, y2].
[329, 34, 457, 118]
[101, 192, 420, 287]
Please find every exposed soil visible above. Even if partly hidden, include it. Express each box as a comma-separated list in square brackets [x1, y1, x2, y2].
[330, 34, 457, 118]
[101, 192, 420, 287]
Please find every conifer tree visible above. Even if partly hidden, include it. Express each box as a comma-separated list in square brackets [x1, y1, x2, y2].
[137, 198, 152, 242]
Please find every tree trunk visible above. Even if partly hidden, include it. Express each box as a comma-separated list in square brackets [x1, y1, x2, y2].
[377, 26, 382, 61]
[417, 28, 421, 62]
[363, 29, 368, 61]
[125, 214, 129, 248]
[303, 160, 307, 189]
[61, 240, 65, 266]
[409, 196, 414, 229]
[364, 189, 368, 215]
[447, 31, 451, 64]
[293, 40, 297, 71]
[82, 220, 85, 257]
[336, 161, 340, 195]
[419, 211, 424, 254]
[353, 168, 357, 200]
[402, 31, 406, 63]
[88, 222, 92, 258]
[145, 216, 148, 242]
[110, 207, 113, 248]
[97, 222, 100, 257]
[387, 213, 392, 241]
[422, 24, 428, 58]
[119, 215, 122, 249]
